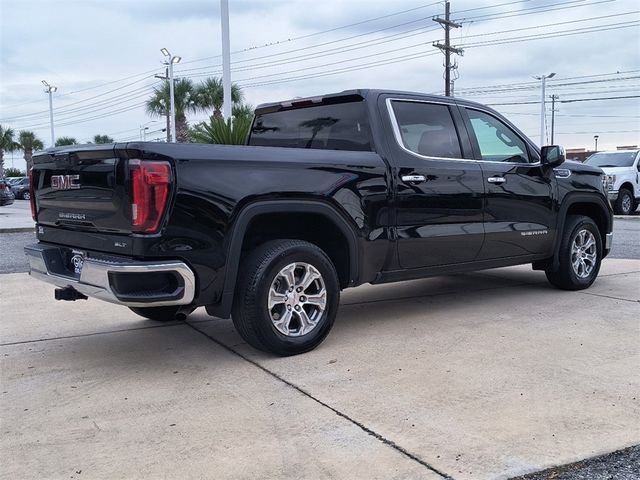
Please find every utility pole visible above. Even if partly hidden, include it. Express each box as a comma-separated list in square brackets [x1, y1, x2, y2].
[160, 48, 182, 142]
[220, 0, 232, 121]
[433, 1, 463, 96]
[42, 80, 57, 147]
[533, 72, 555, 146]
[154, 68, 171, 142]
[550, 94, 559, 145]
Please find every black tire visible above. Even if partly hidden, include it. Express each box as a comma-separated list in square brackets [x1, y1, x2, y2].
[129, 306, 186, 322]
[614, 188, 634, 215]
[232, 239, 340, 356]
[22, 191, 30, 201]
[545, 215, 602, 290]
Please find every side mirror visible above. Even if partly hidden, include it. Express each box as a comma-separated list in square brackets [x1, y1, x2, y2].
[541, 145, 565, 167]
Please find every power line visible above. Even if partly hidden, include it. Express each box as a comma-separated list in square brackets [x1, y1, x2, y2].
[1, 0, 615, 120]
[488, 95, 640, 106]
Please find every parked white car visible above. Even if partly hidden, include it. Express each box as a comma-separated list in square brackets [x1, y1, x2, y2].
[584, 149, 640, 215]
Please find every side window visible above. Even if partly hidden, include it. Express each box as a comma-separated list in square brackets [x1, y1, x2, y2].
[466, 109, 530, 163]
[391, 101, 462, 159]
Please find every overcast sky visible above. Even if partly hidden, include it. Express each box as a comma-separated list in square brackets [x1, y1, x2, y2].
[1, 0, 639, 171]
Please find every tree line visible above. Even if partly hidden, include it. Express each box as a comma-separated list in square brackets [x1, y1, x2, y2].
[0, 76, 253, 178]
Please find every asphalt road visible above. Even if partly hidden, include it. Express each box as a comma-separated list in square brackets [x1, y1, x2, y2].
[514, 445, 640, 480]
[0, 218, 637, 275]
[609, 218, 640, 259]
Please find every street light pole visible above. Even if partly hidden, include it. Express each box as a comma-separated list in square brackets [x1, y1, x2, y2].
[594, 135, 599, 152]
[533, 72, 556, 147]
[161, 48, 182, 142]
[42, 80, 57, 147]
[220, 0, 232, 121]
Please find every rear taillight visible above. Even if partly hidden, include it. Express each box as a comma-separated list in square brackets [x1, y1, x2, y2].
[129, 159, 171, 233]
[28, 169, 37, 221]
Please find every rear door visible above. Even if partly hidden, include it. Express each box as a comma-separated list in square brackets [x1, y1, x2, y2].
[459, 106, 556, 259]
[32, 145, 132, 233]
[383, 97, 485, 269]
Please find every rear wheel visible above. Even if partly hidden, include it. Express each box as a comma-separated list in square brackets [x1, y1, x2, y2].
[129, 306, 187, 322]
[232, 239, 340, 356]
[22, 191, 31, 201]
[545, 215, 602, 290]
[614, 188, 633, 215]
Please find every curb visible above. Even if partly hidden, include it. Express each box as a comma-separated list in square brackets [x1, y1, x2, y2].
[0, 227, 35, 233]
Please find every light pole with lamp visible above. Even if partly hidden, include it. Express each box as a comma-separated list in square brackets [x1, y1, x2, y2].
[160, 48, 181, 142]
[140, 120, 157, 141]
[533, 72, 555, 146]
[42, 80, 57, 147]
[594, 135, 599, 152]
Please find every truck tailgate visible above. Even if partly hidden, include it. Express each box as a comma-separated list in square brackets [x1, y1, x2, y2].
[32, 145, 132, 233]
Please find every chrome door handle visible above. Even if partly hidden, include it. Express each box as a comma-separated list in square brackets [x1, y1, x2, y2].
[487, 176, 506, 184]
[401, 174, 426, 183]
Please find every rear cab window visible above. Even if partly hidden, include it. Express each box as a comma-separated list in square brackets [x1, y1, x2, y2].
[388, 100, 463, 159]
[248, 100, 372, 152]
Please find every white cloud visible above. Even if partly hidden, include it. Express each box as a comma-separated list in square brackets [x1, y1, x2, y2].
[1, 0, 639, 171]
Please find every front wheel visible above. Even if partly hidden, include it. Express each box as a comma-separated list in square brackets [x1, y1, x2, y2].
[545, 215, 602, 290]
[614, 189, 634, 215]
[232, 239, 340, 356]
[22, 191, 31, 201]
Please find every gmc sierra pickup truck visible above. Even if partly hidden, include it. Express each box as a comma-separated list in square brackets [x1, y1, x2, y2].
[25, 89, 613, 356]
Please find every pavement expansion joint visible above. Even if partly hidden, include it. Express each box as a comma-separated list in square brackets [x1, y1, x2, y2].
[0, 321, 185, 347]
[577, 291, 640, 303]
[184, 320, 455, 480]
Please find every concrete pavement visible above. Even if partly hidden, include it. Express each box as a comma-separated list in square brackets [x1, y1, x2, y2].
[0, 200, 34, 233]
[1, 260, 639, 479]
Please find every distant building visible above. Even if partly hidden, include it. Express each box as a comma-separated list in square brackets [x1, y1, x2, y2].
[566, 148, 592, 162]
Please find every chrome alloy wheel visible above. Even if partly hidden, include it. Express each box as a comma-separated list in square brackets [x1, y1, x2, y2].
[267, 262, 327, 337]
[622, 194, 632, 214]
[571, 229, 597, 278]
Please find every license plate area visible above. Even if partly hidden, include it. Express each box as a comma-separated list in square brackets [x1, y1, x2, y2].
[46, 247, 86, 280]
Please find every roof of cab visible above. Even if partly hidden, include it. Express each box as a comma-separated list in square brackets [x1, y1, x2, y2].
[254, 88, 491, 114]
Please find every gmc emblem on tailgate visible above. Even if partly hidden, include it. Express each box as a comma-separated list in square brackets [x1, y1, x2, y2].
[51, 174, 81, 190]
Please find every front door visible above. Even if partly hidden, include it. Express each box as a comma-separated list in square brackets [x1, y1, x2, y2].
[385, 98, 485, 269]
[460, 107, 556, 259]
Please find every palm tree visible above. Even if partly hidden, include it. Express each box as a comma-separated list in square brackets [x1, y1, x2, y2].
[146, 78, 197, 143]
[18, 131, 44, 172]
[93, 134, 114, 144]
[194, 77, 243, 120]
[190, 116, 252, 145]
[232, 103, 254, 121]
[55, 137, 77, 147]
[299, 117, 338, 148]
[0, 125, 20, 178]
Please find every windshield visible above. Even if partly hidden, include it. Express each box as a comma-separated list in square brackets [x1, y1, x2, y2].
[585, 151, 637, 167]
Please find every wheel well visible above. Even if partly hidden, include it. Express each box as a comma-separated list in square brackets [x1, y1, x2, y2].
[240, 212, 352, 288]
[618, 182, 634, 194]
[566, 202, 608, 245]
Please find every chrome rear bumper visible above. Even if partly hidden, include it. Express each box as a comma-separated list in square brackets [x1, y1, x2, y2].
[25, 243, 196, 307]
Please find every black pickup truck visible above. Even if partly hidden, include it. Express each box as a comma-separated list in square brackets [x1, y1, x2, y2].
[25, 89, 613, 355]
